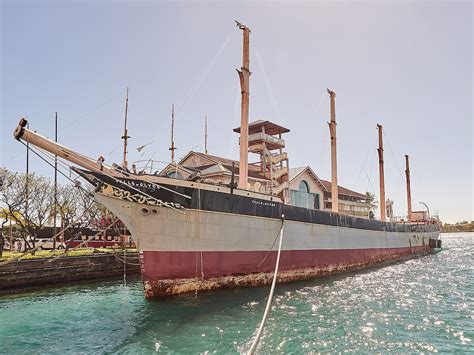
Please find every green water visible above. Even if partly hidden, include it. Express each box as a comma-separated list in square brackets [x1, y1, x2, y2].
[1, 233, 472, 354]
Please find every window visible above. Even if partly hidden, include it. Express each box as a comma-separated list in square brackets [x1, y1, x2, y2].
[167, 171, 184, 179]
[314, 193, 320, 210]
[299, 180, 310, 193]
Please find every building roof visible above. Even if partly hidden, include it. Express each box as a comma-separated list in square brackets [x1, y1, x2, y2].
[186, 151, 263, 173]
[160, 151, 269, 180]
[233, 120, 290, 135]
[289, 167, 308, 181]
[289, 166, 367, 199]
[320, 180, 367, 199]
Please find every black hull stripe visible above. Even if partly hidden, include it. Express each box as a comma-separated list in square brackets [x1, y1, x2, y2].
[86, 171, 439, 234]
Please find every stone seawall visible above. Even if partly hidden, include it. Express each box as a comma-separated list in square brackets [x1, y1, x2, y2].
[0, 252, 140, 293]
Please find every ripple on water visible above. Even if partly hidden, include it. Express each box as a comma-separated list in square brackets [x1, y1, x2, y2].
[0, 233, 473, 353]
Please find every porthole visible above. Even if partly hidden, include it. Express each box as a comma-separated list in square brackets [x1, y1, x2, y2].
[151, 208, 159, 215]
[140, 207, 150, 216]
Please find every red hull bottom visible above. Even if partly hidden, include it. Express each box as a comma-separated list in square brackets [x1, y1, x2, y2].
[140, 245, 432, 298]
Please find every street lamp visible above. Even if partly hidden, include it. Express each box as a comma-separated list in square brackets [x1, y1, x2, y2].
[419, 201, 430, 222]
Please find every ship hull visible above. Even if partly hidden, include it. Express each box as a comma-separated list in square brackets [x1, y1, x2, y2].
[94, 183, 439, 298]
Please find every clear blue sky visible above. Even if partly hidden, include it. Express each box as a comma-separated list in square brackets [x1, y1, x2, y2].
[1, 0, 472, 223]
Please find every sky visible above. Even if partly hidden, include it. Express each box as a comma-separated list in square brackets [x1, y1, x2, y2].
[1, 0, 472, 223]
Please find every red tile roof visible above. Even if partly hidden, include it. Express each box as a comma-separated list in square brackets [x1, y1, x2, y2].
[320, 179, 367, 199]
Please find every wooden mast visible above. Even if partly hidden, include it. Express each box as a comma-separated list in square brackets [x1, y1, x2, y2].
[405, 154, 412, 222]
[327, 89, 339, 213]
[170, 104, 176, 163]
[377, 124, 386, 221]
[236, 20, 251, 189]
[121, 87, 130, 169]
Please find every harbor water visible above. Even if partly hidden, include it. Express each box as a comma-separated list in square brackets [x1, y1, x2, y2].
[0, 233, 472, 353]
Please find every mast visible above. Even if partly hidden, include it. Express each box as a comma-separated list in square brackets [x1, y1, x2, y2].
[170, 104, 177, 163]
[327, 89, 339, 213]
[121, 87, 130, 169]
[205, 115, 208, 155]
[14, 118, 116, 175]
[236, 20, 251, 189]
[377, 124, 386, 221]
[405, 154, 412, 222]
[53, 112, 58, 249]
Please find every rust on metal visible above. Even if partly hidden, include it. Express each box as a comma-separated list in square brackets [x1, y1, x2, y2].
[327, 89, 338, 213]
[236, 20, 251, 189]
[377, 124, 386, 221]
[143, 245, 433, 298]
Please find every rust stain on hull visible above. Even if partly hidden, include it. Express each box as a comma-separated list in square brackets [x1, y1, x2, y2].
[143, 247, 433, 299]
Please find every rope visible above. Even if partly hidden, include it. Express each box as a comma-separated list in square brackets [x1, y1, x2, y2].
[345, 144, 374, 201]
[248, 215, 285, 354]
[177, 30, 233, 114]
[383, 129, 406, 187]
[20, 142, 93, 197]
[365, 147, 378, 201]
[256, 219, 285, 268]
[108, 248, 140, 266]
[254, 43, 282, 123]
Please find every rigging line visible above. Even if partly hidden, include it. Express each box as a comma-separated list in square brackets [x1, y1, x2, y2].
[383, 129, 406, 187]
[20, 142, 93, 198]
[142, 152, 156, 172]
[35, 148, 101, 207]
[248, 215, 285, 355]
[58, 92, 123, 133]
[177, 30, 233, 114]
[28, 136, 187, 213]
[365, 146, 376, 193]
[312, 91, 327, 118]
[32, 147, 98, 205]
[365, 170, 378, 202]
[365, 147, 378, 201]
[345, 144, 373, 200]
[253, 43, 282, 123]
[37, 147, 80, 176]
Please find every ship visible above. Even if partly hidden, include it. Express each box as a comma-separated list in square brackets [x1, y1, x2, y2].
[12, 22, 440, 299]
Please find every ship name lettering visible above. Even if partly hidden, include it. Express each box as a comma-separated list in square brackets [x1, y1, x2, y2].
[251, 199, 276, 208]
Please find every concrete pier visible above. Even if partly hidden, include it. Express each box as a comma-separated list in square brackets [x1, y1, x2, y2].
[0, 252, 140, 293]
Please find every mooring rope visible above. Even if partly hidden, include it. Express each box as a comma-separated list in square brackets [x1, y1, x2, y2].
[248, 214, 285, 355]
[256, 219, 285, 268]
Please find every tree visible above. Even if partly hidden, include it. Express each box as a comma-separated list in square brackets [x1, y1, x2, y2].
[0, 168, 54, 250]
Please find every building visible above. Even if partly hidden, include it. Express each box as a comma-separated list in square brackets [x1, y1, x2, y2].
[289, 166, 372, 218]
[159, 153, 372, 219]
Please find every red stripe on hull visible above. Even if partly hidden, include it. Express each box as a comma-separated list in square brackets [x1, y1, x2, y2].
[141, 245, 432, 281]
